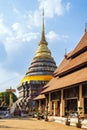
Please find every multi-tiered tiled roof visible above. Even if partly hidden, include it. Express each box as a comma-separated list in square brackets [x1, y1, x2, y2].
[42, 29, 87, 94]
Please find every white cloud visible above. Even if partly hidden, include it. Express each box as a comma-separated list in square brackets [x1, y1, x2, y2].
[13, 8, 41, 28]
[32, 10, 41, 27]
[4, 30, 39, 54]
[38, 0, 71, 17]
[66, 2, 71, 12]
[12, 22, 21, 31]
[0, 2, 71, 61]
[46, 31, 69, 42]
[0, 1, 71, 55]
[46, 31, 59, 40]
[0, 65, 22, 95]
[11, 22, 39, 42]
[4, 1, 71, 54]
[0, 9, 41, 55]
[0, 18, 39, 55]
[13, 8, 20, 15]
[0, 14, 11, 38]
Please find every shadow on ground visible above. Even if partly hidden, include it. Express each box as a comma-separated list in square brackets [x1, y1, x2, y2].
[0, 125, 45, 130]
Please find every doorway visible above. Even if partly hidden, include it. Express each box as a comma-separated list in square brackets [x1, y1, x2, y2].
[65, 99, 77, 115]
[84, 98, 87, 114]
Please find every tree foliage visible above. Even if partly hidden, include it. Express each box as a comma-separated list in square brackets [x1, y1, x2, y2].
[0, 91, 18, 106]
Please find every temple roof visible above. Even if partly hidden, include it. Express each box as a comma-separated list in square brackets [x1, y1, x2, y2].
[42, 67, 87, 93]
[42, 30, 87, 93]
[55, 51, 87, 77]
[34, 94, 46, 100]
[54, 31, 87, 77]
[68, 32, 87, 58]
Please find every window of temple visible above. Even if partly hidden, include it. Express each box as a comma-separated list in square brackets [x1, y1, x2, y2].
[51, 91, 61, 100]
[64, 86, 79, 99]
[84, 98, 87, 114]
[82, 83, 87, 97]
[65, 99, 77, 115]
[82, 83, 87, 114]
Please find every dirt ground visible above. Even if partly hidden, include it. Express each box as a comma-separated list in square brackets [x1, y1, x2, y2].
[0, 117, 83, 130]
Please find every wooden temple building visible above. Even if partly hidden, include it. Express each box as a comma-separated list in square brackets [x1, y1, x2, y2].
[35, 27, 87, 117]
[17, 11, 57, 110]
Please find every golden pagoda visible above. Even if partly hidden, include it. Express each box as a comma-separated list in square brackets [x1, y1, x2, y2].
[17, 10, 57, 109]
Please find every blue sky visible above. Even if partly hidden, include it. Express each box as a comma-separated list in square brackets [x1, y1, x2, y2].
[0, 0, 87, 96]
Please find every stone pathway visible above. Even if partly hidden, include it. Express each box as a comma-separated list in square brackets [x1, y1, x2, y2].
[0, 117, 84, 130]
[49, 116, 87, 129]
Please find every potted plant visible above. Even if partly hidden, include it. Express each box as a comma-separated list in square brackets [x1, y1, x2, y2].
[44, 106, 49, 121]
[65, 110, 70, 125]
[76, 107, 82, 128]
[36, 109, 41, 120]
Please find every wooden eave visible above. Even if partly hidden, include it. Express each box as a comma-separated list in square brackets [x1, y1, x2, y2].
[68, 46, 87, 59]
[42, 67, 87, 94]
[68, 32, 87, 58]
[58, 62, 87, 77]
[54, 51, 87, 77]
[33, 94, 46, 100]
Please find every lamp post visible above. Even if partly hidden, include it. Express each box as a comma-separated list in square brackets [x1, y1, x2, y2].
[6, 87, 16, 112]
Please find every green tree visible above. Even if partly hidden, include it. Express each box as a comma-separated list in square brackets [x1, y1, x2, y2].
[0, 91, 18, 106]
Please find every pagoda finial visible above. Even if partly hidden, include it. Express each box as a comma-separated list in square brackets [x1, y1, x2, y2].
[41, 8, 46, 42]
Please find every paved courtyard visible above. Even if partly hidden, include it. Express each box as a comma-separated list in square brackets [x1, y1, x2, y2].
[0, 117, 83, 130]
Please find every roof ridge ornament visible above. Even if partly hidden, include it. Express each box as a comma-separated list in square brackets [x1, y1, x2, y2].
[64, 48, 67, 59]
[85, 23, 87, 32]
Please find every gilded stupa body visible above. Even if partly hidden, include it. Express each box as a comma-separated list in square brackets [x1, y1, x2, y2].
[17, 10, 57, 108]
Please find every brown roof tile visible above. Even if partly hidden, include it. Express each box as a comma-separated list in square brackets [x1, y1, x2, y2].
[43, 77, 57, 88]
[34, 94, 46, 100]
[42, 31, 87, 94]
[54, 51, 72, 76]
[42, 68, 87, 93]
[56, 51, 87, 76]
[68, 32, 87, 58]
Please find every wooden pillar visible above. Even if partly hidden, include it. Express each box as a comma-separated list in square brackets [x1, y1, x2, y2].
[39, 100, 41, 112]
[46, 97, 48, 107]
[54, 100, 57, 116]
[9, 93, 13, 109]
[6, 88, 16, 112]
[48, 93, 52, 115]
[78, 84, 84, 116]
[60, 89, 65, 116]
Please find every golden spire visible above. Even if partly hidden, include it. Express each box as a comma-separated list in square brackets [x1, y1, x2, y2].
[40, 8, 47, 44]
[34, 9, 53, 59]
